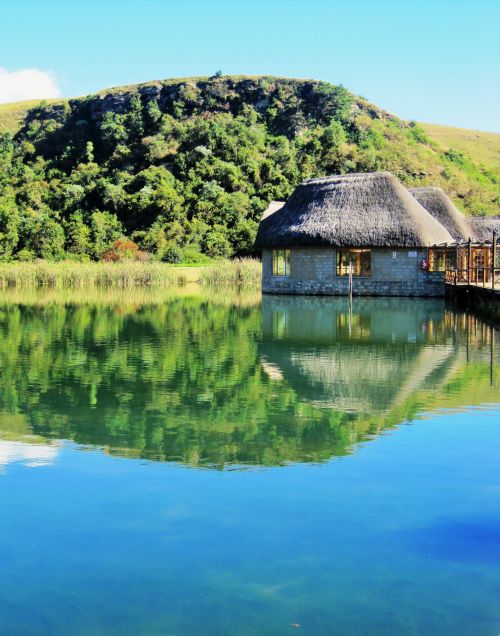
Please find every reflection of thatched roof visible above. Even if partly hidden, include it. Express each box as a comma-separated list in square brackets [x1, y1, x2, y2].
[470, 216, 500, 242]
[255, 172, 453, 248]
[409, 187, 475, 242]
[259, 340, 457, 413]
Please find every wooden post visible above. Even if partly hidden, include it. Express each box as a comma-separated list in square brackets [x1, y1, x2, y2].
[493, 231, 497, 291]
[491, 325, 495, 387]
[455, 243, 459, 286]
[348, 261, 353, 337]
[349, 261, 353, 301]
[467, 238, 472, 286]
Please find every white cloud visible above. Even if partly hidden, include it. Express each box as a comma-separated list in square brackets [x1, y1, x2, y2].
[0, 439, 61, 472]
[0, 67, 61, 104]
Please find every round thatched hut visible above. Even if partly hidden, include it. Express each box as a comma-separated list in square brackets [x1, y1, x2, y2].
[255, 172, 453, 296]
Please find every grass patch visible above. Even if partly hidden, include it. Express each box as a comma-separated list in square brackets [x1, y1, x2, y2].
[200, 258, 262, 288]
[0, 98, 66, 134]
[420, 123, 500, 177]
[0, 261, 192, 288]
[0, 259, 262, 290]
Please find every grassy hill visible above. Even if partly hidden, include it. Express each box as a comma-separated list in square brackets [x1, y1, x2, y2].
[421, 122, 500, 179]
[0, 75, 499, 262]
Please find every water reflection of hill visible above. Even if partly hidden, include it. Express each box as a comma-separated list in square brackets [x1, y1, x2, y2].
[0, 291, 497, 469]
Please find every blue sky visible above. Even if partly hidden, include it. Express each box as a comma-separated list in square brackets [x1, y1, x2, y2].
[1, 0, 499, 131]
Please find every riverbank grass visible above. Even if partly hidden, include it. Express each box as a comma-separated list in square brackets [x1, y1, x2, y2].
[200, 258, 262, 287]
[0, 261, 191, 288]
[0, 259, 262, 289]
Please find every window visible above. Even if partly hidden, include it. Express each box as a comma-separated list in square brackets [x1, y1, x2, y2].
[272, 249, 291, 276]
[336, 249, 371, 277]
[428, 248, 455, 272]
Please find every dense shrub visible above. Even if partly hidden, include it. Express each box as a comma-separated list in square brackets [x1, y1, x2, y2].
[0, 76, 498, 263]
[101, 239, 148, 262]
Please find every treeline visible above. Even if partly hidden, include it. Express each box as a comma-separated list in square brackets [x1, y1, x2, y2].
[0, 76, 498, 262]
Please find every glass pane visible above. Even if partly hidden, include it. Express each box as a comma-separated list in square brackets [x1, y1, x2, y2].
[429, 249, 451, 272]
[272, 250, 290, 276]
[337, 250, 371, 277]
[359, 250, 371, 276]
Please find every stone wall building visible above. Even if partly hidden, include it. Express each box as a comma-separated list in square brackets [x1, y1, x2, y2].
[254, 171, 487, 297]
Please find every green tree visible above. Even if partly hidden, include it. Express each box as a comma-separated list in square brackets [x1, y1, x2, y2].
[90, 210, 124, 258]
[128, 94, 144, 141]
[204, 226, 233, 257]
[145, 99, 162, 131]
[0, 192, 20, 258]
[20, 211, 66, 260]
[65, 210, 92, 256]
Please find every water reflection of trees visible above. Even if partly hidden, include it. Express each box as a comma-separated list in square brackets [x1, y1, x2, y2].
[0, 293, 497, 469]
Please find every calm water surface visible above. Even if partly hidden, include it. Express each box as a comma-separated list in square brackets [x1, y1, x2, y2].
[0, 288, 499, 635]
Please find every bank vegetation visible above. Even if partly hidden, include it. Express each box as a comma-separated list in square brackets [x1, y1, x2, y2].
[0, 258, 262, 289]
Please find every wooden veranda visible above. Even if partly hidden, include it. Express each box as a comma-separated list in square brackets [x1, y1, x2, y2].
[429, 232, 500, 292]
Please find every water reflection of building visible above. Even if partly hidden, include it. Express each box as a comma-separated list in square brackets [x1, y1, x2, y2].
[263, 296, 450, 344]
[260, 296, 482, 413]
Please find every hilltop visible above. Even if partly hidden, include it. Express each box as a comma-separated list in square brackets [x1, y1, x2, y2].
[0, 75, 498, 261]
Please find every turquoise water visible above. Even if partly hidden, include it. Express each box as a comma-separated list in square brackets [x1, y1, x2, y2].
[0, 291, 498, 635]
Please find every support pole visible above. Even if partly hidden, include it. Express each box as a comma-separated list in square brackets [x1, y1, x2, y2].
[493, 231, 497, 291]
[490, 324, 495, 387]
[467, 238, 472, 286]
[349, 261, 353, 301]
[348, 262, 353, 337]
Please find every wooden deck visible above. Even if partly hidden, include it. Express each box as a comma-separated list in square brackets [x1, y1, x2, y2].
[446, 281, 500, 298]
[445, 266, 500, 292]
[447, 278, 500, 293]
[437, 235, 499, 316]
[445, 269, 500, 323]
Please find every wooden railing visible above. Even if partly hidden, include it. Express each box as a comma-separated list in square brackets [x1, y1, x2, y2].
[439, 232, 499, 291]
[445, 267, 500, 289]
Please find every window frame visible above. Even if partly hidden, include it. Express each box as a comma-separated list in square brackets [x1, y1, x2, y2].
[336, 249, 372, 277]
[428, 248, 456, 272]
[272, 249, 291, 277]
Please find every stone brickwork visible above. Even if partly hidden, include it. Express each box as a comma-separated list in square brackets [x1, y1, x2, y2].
[262, 248, 445, 297]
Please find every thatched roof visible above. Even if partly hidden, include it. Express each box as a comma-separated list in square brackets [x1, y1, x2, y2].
[409, 187, 475, 242]
[470, 216, 500, 242]
[255, 172, 453, 248]
[262, 200, 285, 219]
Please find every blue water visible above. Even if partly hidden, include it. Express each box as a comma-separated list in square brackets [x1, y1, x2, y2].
[0, 293, 498, 635]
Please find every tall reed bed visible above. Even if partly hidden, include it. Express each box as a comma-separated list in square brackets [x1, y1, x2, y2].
[200, 258, 262, 288]
[0, 285, 262, 309]
[0, 261, 191, 289]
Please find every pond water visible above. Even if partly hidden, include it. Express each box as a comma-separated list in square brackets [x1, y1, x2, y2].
[0, 288, 499, 635]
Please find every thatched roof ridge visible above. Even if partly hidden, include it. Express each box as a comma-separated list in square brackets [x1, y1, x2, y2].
[262, 200, 285, 219]
[409, 187, 475, 242]
[255, 172, 453, 248]
[470, 216, 500, 242]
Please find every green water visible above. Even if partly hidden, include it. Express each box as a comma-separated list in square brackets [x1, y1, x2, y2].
[0, 289, 499, 635]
